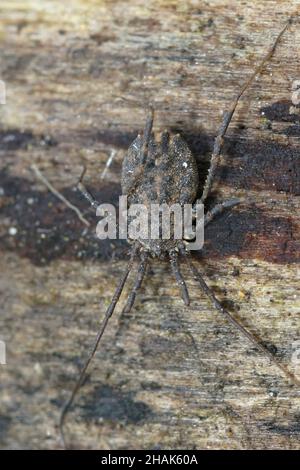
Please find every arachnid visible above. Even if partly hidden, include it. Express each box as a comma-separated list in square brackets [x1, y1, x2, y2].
[59, 16, 298, 447]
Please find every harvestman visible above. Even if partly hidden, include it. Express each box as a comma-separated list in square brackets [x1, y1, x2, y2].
[59, 16, 299, 447]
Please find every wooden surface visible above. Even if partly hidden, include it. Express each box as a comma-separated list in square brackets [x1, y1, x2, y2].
[0, 0, 300, 450]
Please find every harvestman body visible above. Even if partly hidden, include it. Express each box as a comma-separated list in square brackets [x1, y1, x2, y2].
[59, 17, 299, 447]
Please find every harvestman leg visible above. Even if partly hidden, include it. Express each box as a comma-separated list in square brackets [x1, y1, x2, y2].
[126, 106, 155, 197]
[59, 244, 139, 448]
[179, 245, 300, 387]
[77, 106, 154, 206]
[77, 166, 100, 210]
[60, 112, 156, 445]
[141, 106, 154, 164]
[116, 108, 154, 314]
[185, 16, 298, 388]
[169, 251, 190, 306]
[122, 252, 149, 314]
[204, 198, 241, 226]
[198, 18, 292, 206]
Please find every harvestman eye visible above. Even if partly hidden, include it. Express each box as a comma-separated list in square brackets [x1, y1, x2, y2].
[59, 15, 299, 448]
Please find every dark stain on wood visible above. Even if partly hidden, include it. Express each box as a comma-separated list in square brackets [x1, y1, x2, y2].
[0, 415, 11, 440]
[0, 159, 298, 265]
[0, 130, 35, 151]
[260, 100, 300, 137]
[260, 417, 300, 436]
[0, 169, 127, 266]
[0, 130, 56, 152]
[95, 130, 139, 149]
[219, 138, 300, 195]
[203, 207, 299, 264]
[81, 384, 153, 425]
[261, 100, 300, 123]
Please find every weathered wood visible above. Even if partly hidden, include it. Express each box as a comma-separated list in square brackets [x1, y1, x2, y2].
[0, 0, 299, 450]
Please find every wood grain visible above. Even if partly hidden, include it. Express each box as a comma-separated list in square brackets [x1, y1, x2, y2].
[0, 0, 299, 449]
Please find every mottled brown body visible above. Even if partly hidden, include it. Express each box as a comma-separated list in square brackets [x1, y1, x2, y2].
[122, 131, 199, 206]
[121, 130, 199, 254]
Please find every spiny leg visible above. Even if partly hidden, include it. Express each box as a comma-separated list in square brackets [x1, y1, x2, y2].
[199, 17, 292, 205]
[77, 166, 100, 211]
[204, 198, 241, 227]
[179, 246, 300, 387]
[169, 250, 190, 306]
[122, 251, 149, 314]
[59, 244, 138, 448]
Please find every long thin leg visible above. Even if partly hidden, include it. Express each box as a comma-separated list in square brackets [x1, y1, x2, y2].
[59, 244, 138, 448]
[199, 17, 292, 204]
[204, 198, 241, 227]
[169, 251, 190, 306]
[180, 247, 300, 387]
[126, 107, 155, 200]
[141, 106, 154, 164]
[77, 166, 100, 210]
[100, 150, 116, 181]
[122, 252, 149, 314]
